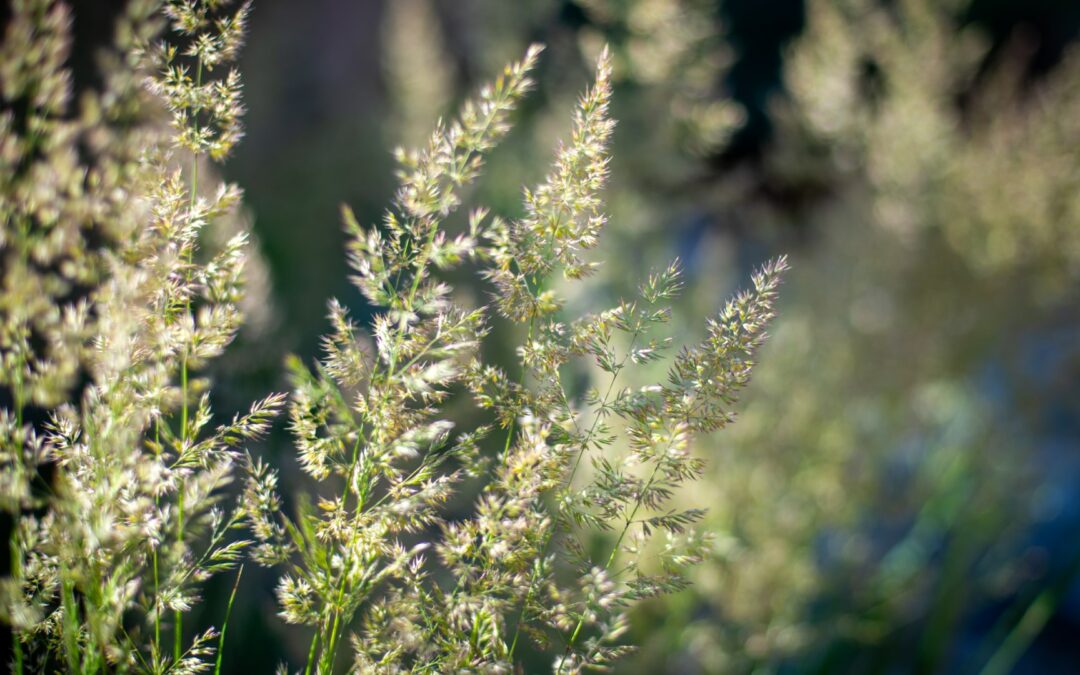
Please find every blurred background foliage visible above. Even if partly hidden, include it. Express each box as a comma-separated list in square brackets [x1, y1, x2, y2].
[42, 0, 1080, 672]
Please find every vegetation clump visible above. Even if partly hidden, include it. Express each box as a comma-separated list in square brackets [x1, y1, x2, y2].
[249, 43, 786, 674]
[1, 1, 280, 672]
[1, 1, 786, 673]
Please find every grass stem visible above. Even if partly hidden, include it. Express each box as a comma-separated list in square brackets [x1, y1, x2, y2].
[214, 565, 244, 675]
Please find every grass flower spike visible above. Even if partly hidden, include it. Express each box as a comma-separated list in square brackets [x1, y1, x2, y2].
[1, 1, 280, 672]
[249, 44, 786, 674]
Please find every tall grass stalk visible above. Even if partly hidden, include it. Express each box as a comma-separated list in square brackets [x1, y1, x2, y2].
[0, 1, 280, 671]
[243, 42, 787, 674]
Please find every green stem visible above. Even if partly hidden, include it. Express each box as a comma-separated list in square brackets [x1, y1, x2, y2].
[979, 589, 1055, 675]
[153, 539, 161, 651]
[510, 331, 639, 663]
[10, 388, 25, 675]
[175, 56, 203, 661]
[558, 427, 670, 673]
[174, 370, 187, 662]
[441, 316, 536, 664]
[85, 568, 106, 675]
[978, 543, 1080, 675]
[61, 577, 80, 675]
[153, 422, 162, 658]
[320, 584, 349, 674]
[303, 628, 321, 675]
[10, 534, 23, 675]
[603, 459, 663, 570]
[315, 216, 443, 674]
[312, 433, 365, 673]
[213, 566, 244, 675]
[388, 223, 440, 375]
[173, 49, 202, 661]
